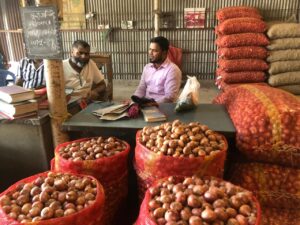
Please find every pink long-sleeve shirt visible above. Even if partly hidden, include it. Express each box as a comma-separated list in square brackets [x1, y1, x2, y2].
[134, 58, 182, 103]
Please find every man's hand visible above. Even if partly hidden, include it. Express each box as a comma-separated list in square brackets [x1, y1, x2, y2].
[15, 77, 24, 87]
[90, 80, 107, 101]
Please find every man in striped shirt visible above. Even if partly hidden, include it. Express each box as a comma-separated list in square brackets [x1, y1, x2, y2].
[16, 58, 45, 89]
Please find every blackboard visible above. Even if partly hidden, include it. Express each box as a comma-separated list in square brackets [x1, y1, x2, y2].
[21, 6, 62, 59]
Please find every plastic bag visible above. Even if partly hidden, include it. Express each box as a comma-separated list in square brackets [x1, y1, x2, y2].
[175, 76, 200, 112]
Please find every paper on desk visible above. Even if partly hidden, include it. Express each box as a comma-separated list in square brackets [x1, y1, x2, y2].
[92, 103, 133, 120]
[99, 111, 129, 121]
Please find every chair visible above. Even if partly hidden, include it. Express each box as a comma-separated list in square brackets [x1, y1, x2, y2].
[0, 69, 16, 87]
[90, 54, 113, 101]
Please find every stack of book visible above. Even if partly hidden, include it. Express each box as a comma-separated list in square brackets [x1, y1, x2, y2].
[0, 85, 38, 120]
[34, 87, 48, 109]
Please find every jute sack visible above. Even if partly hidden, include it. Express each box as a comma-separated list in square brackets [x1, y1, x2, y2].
[267, 23, 300, 39]
[267, 38, 300, 50]
[268, 71, 300, 86]
[277, 84, 300, 95]
[267, 49, 300, 62]
[268, 61, 300, 75]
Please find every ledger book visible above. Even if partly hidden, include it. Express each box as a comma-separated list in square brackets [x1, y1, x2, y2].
[0, 85, 35, 103]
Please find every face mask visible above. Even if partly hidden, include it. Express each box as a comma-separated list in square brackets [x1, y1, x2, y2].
[71, 56, 89, 68]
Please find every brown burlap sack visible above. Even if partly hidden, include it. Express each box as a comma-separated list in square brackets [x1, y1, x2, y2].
[267, 38, 300, 50]
[277, 84, 300, 95]
[267, 23, 300, 39]
[267, 49, 300, 62]
[268, 71, 300, 86]
[268, 61, 300, 75]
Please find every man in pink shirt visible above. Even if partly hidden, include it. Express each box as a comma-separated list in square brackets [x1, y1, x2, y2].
[133, 36, 182, 103]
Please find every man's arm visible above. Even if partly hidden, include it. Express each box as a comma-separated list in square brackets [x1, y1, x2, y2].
[15, 77, 24, 87]
[157, 67, 182, 103]
[15, 59, 24, 87]
[134, 68, 147, 98]
[90, 80, 107, 101]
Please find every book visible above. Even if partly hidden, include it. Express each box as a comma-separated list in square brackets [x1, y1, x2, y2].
[184, 8, 206, 28]
[0, 111, 37, 120]
[0, 99, 38, 117]
[0, 85, 35, 103]
[141, 106, 167, 122]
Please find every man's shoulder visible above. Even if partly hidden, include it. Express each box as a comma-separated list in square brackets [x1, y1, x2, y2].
[62, 58, 72, 70]
[19, 57, 30, 65]
[166, 59, 181, 73]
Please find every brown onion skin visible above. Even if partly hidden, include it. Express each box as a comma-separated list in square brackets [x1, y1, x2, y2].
[146, 176, 258, 225]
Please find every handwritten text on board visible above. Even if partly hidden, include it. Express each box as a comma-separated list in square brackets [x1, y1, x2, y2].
[21, 6, 62, 59]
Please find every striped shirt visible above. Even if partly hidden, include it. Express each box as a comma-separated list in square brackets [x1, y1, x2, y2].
[17, 58, 45, 89]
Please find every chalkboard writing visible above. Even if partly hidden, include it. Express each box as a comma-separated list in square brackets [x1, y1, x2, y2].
[21, 6, 62, 59]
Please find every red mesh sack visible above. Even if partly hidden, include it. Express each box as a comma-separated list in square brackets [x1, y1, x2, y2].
[215, 17, 267, 35]
[134, 129, 228, 200]
[100, 171, 128, 225]
[214, 84, 300, 168]
[261, 207, 300, 225]
[53, 137, 130, 185]
[135, 176, 261, 225]
[216, 68, 266, 83]
[217, 46, 268, 59]
[216, 6, 262, 22]
[0, 171, 105, 225]
[53, 137, 130, 225]
[218, 59, 269, 72]
[215, 33, 270, 47]
[230, 162, 300, 209]
[214, 81, 268, 92]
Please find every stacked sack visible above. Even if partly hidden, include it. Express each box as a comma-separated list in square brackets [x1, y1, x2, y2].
[134, 120, 228, 201]
[266, 22, 300, 97]
[215, 6, 269, 90]
[213, 84, 300, 225]
[52, 137, 130, 225]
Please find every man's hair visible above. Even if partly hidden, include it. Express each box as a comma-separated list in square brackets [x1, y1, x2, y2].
[150, 36, 169, 51]
[72, 40, 90, 49]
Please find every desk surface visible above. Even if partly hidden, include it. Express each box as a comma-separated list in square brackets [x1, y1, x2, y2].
[63, 103, 236, 136]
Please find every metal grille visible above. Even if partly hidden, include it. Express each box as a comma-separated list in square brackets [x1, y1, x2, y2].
[1, 0, 299, 79]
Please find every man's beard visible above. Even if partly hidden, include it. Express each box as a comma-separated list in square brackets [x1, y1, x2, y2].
[149, 57, 164, 64]
[71, 57, 89, 68]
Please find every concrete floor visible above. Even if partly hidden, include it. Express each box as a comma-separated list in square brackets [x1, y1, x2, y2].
[112, 79, 220, 103]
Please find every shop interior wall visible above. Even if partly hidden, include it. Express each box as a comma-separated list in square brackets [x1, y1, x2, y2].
[0, 0, 299, 80]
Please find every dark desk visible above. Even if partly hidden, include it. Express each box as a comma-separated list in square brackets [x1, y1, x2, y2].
[62, 102, 236, 137]
[62, 103, 236, 225]
[0, 110, 53, 192]
[0, 98, 81, 192]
